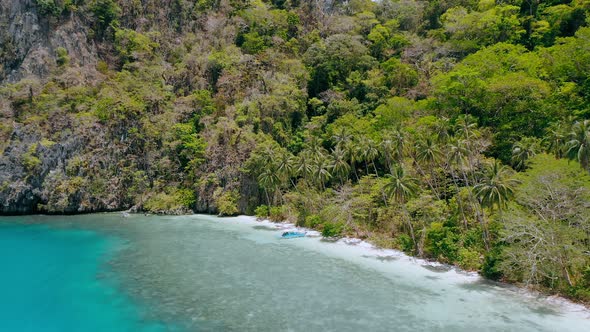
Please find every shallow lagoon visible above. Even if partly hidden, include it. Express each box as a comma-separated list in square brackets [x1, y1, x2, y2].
[1, 214, 588, 331]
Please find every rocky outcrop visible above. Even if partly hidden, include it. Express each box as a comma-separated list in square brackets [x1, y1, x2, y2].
[0, 123, 85, 214]
[0, 0, 97, 83]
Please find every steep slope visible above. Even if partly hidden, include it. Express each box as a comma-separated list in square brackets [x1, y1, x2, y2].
[0, 0, 98, 82]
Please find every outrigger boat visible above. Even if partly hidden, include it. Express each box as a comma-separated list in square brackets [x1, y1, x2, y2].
[281, 231, 306, 239]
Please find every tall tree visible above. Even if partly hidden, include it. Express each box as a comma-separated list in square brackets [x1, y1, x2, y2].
[511, 137, 540, 171]
[310, 153, 333, 190]
[384, 164, 419, 251]
[331, 147, 351, 185]
[566, 119, 590, 173]
[474, 161, 519, 213]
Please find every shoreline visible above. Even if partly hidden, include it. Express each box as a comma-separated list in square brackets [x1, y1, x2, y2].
[2, 211, 589, 318]
[228, 214, 590, 319]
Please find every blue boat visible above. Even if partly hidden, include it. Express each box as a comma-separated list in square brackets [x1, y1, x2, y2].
[281, 231, 306, 239]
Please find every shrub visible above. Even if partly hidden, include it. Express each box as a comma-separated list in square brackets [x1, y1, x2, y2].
[240, 31, 267, 54]
[481, 245, 505, 280]
[305, 214, 324, 228]
[56, 47, 69, 67]
[22, 144, 41, 172]
[216, 190, 239, 216]
[176, 188, 196, 208]
[396, 234, 414, 254]
[425, 222, 460, 263]
[114, 29, 158, 62]
[321, 222, 345, 238]
[458, 248, 482, 271]
[143, 188, 195, 213]
[40, 138, 56, 148]
[254, 205, 269, 219]
[91, 0, 121, 39]
[143, 193, 177, 212]
[35, 0, 61, 17]
[269, 206, 286, 222]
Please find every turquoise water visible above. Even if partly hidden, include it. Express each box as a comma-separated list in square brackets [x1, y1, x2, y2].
[1, 214, 589, 331]
[0, 221, 167, 332]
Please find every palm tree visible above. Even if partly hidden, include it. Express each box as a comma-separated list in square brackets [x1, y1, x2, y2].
[414, 135, 443, 166]
[311, 154, 333, 190]
[358, 136, 379, 175]
[307, 136, 326, 158]
[545, 122, 567, 159]
[331, 147, 351, 185]
[412, 135, 443, 197]
[566, 119, 590, 173]
[453, 115, 484, 185]
[275, 149, 296, 187]
[380, 135, 395, 172]
[474, 161, 519, 213]
[295, 150, 314, 180]
[390, 128, 406, 162]
[511, 137, 539, 171]
[473, 161, 520, 249]
[446, 138, 471, 228]
[454, 114, 480, 141]
[344, 139, 360, 181]
[384, 165, 419, 251]
[258, 165, 281, 206]
[384, 165, 419, 204]
[432, 117, 451, 143]
[447, 139, 469, 171]
[332, 127, 352, 150]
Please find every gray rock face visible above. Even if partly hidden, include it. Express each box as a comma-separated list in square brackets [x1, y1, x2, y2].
[0, 124, 85, 214]
[0, 0, 97, 83]
[0, 0, 102, 214]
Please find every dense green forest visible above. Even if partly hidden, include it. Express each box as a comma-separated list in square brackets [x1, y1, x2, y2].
[1, 0, 590, 301]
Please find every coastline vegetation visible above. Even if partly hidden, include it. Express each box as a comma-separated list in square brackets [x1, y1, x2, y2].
[1, 0, 590, 301]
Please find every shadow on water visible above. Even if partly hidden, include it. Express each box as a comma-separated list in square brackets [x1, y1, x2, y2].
[319, 237, 339, 243]
[456, 279, 563, 318]
[457, 278, 502, 293]
[361, 255, 399, 262]
[421, 264, 453, 273]
[528, 305, 561, 317]
[425, 275, 441, 281]
[252, 225, 278, 231]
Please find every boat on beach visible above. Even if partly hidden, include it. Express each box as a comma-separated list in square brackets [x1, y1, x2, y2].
[281, 231, 306, 239]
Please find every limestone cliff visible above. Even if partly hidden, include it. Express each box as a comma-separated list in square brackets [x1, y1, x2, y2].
[0, 0, 97, 83]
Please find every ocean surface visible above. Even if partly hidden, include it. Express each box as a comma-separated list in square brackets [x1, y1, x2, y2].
[0, 214, 588, 332]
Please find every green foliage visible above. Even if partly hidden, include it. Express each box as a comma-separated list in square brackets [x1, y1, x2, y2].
[40, 138, 56, 148]
[255, 205, 270, 219]
[173, 123, 206, 174]
[91, 0, 121, 39]
[240, 31, 267, 54]
[144, 188, 195, 213]
[396, 234, 414, 253]
[22, 144, 41, 172]
[35, 0, 63, 17]
[55, 47, 69, 67]
[304, 214, 324, 228]
[481, 245, 505, 280]
[425, 222, 460, 263]
[321, 221, 345, 238]
[216, 190, 240, 216]
[114, 29, 159, 62]
[442, 5, 525, 53]
[269, 205, 287, 222]
[458, 248, 482, 271]
[304, 34, 377, 96]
